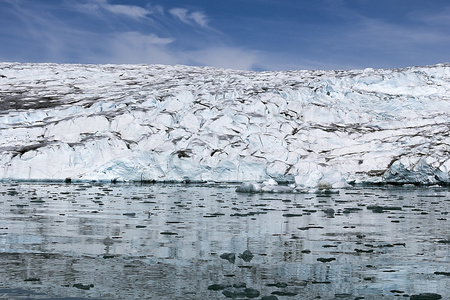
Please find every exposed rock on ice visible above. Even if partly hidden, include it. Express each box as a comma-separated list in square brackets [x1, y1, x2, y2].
[1, 62, 450, 188]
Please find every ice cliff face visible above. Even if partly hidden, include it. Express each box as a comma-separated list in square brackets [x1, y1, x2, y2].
[1, 62, 450, 188]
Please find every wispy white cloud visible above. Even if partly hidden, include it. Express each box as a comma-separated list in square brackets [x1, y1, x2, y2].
[0, 0, 303, 70]
[118, 31, 174, 46]
[184, 47, 260, 70]
[75, 0, 152, 19]
[103, 3, 150, 19]
[336, 14, 450, 68]
[190, 11, 208, 27]
[1, 0, 18, 4]
[0, 0, 74, 61]
[408, 6, 450, 27]
[349, 17, 447, 48]
[169, 8, 208, 27]
[90, 33, 259, 70]
[0, 0, 258, 69]
[302, 1, 450, 68]
[102, 31, 177, 65]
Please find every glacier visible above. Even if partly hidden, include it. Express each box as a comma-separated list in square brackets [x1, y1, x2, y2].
[0, 62, 449, 189]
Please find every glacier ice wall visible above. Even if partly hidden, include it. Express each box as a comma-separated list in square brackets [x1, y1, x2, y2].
[0, 62, 449, 187]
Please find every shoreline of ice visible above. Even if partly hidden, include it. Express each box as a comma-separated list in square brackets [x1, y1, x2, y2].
[0, 177, 446, 196]
[1, 62, 450, 188]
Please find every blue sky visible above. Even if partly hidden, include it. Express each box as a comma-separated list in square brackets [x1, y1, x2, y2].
[1, 0, 449, 70]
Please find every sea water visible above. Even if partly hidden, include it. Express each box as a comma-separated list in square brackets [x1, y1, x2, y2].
[0, 182, 448, 299]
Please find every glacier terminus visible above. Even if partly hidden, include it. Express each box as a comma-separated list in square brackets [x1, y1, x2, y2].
[1, 62, 449, 189]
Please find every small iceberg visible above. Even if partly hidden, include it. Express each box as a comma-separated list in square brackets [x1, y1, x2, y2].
[235, 182, 262, 193]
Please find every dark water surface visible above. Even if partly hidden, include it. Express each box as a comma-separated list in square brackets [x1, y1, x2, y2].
[0, 182, 448, 299]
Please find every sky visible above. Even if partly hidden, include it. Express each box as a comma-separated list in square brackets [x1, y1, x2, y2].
[0, 0, 449, 71]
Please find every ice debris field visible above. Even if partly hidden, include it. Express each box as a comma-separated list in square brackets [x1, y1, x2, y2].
[0, 62, 449, 190]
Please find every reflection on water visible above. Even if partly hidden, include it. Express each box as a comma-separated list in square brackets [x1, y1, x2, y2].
[0, 182, 448, 299]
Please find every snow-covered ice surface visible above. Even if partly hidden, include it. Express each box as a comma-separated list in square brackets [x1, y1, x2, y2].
[1, 62, 450, 188]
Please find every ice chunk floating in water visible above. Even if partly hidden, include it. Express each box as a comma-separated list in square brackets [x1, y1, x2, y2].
[1, 62, 450, 188]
